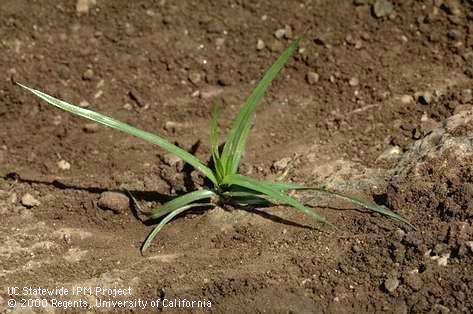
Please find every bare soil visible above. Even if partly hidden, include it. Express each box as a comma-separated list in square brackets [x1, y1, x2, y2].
[1, 0, 473, 313]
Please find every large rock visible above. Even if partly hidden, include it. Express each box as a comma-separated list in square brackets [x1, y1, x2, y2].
[387, 110, 473, 220]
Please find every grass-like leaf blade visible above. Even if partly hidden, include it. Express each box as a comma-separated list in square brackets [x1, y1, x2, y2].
[220, 38, 302, 176]
[222, 174, 331, 226]
[210, 101, 224, 182]
[261, 180, 412, 227]
[222, 190, 272, 206]
[303, 187, 414, 228]
[149, 189, 216, 219]
[16, 83, 218, 185]
[261, 180, 308, 190]
[230, 196, 271, 206]
[229, 119, 252, 174]
[141, 202, 212, 254]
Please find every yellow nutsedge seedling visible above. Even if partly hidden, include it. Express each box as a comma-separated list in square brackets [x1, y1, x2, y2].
[18, 38, 412, 254]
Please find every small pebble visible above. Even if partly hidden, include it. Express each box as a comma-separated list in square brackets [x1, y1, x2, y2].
[188, 71, 202, 84]
[417, 92, 432, 105]
[361, 32, 371, 41]
[57, 160, 71, 170]
[164, 121, 184, 132]
[160, 153, 183, 168]
[21, 193, 40, 208]
[274, 25, 292, 39]
[349, 77, 359, 87]
[215, 37, 225, 49]
[384, 277, 400, 293]
[400, 94, 414, 105]
[274, 28, 286, 39]
[377, 145, 402, 162]
[82, 68, 94, 80]
[273, 157, 292, 171]
[373, 0, 394, 18]
[256, 39, 266, 50]
[393, 228, 405, 241]
[437, 253, 450, 266]
[83, 123, 99, 133]
[78, 100, 90, 108]
[306, 71, 320, 85]
[98, 192, 129, 214]
[345, 34, 356, 45]
[76, 0, 95, 15]
[441, 1, 462, 16]
[200, 87, 223, 100]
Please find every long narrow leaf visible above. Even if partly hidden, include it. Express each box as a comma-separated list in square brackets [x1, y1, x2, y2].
[261, 180, 308, 190]
[230, 196, 271, 206]
[222, 174, 331, 226]
[227, 180, 306, 193]
[210, 101, 224, 182]
[220, 38, 302, 175]
[228, 119, 252, 174]
[149, 189, 216, 219]
[261, 180, 413, 228]
[222, 191, 263, 198]
[222, 190, 272, 206]
[17, 83, 218, 185]
[142, 202, 213, 253]
[302, 187, 414, 228]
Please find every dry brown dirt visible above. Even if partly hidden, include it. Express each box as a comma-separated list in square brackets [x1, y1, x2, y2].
[1, 0, 473, 313]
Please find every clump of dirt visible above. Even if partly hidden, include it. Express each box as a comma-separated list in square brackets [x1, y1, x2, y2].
[387, 110, 473, 222]
[380, 110, 473, 312]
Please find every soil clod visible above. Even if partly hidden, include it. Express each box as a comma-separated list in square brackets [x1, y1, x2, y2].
[98, 192, 130, 214]
[21, 193, 40, 208]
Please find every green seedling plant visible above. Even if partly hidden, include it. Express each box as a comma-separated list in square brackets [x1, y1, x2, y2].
[18, 38, 412, 254]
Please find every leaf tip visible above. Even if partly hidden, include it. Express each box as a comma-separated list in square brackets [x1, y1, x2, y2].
[140, 242, 150, 255]
[15, 81, 27, 89]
